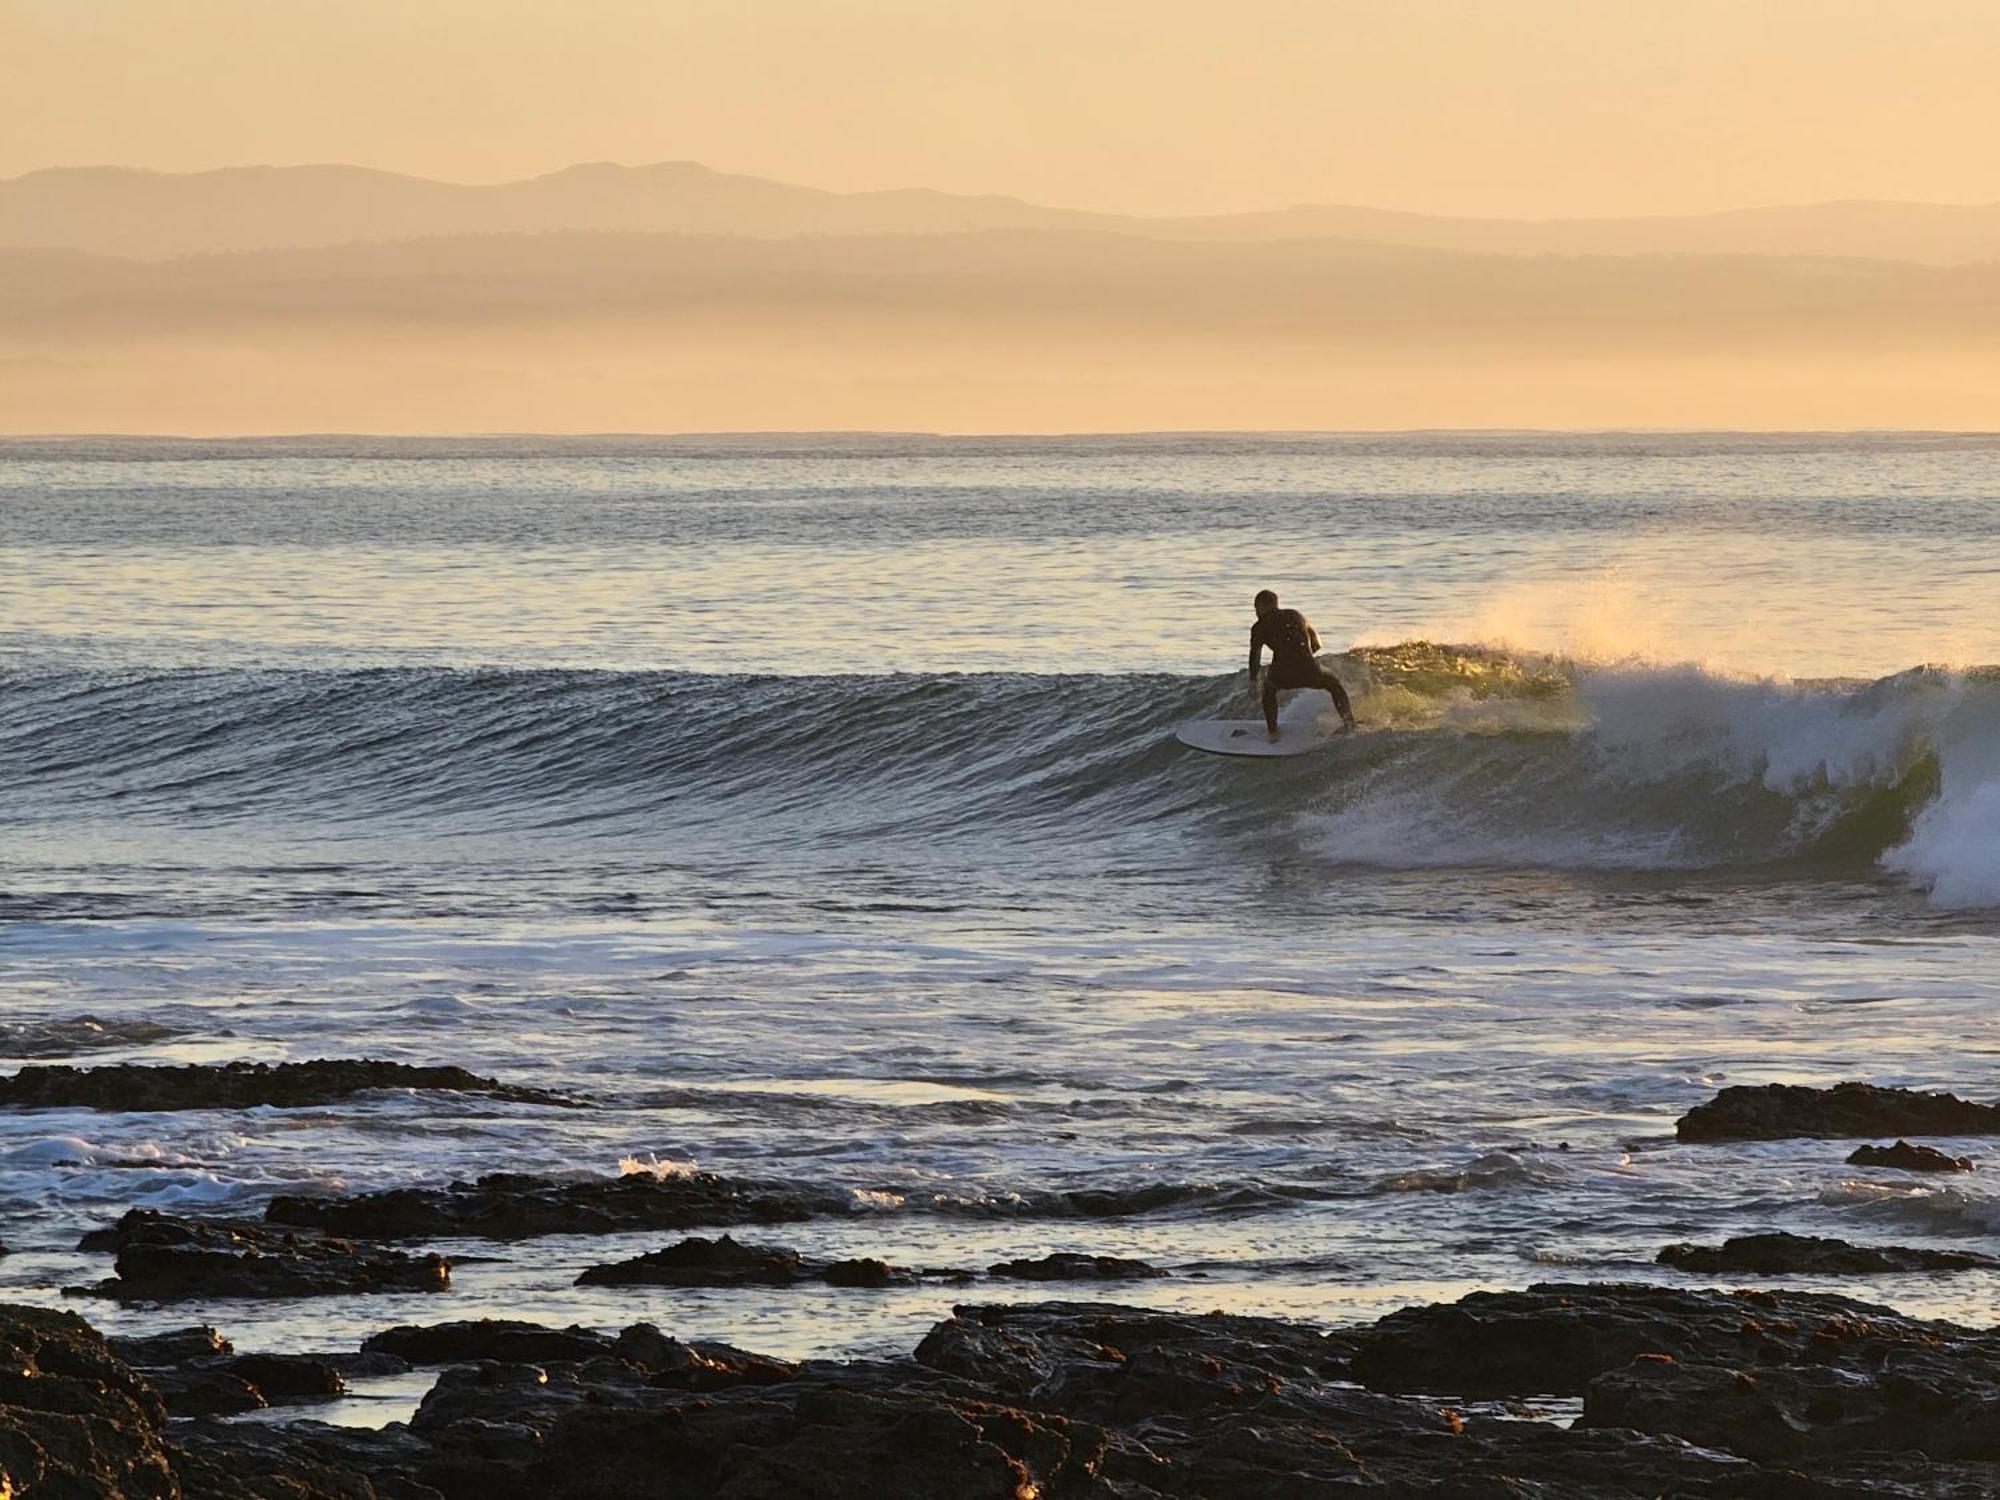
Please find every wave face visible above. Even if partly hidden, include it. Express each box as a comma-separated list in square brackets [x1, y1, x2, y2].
[3, 644, 1995, 904]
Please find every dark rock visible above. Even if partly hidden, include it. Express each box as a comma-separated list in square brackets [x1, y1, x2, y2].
[0, 1302, 177, 1498]
[1677, 1081, 2000, 1141]
[362, 1319, 612, 1366]
[1584, 1348, 2000, 1463]
[39, 1312, 348, 1424]
[325, 1350, 412, 1380]
[577, 1236, 936, 1291]
[171, 1419, 415, 1499]
[1348, 1280, 1964, 1396]
[392, 1343, 1129, 1499]
[1353, 1281, 2000, 1475]
[1849, 1139, 1976, 1172]
[612, 1322, 800, 1389]
[822, 1256, 912, 1287]
[0, 1303, 380, 1495]
[1659, 1231, 1997, 1275]
[576, 1233, 805, 1287]
[222, 1352, 349, 1404]
[986, 1252, 1167, 1281]
[145, 1364, 268, 1418]
[267, 1167, 845, 1242]
[915, 1300, 1354, 1408]
[910, 1178, 1294, 1220]
[480, 1373, 1115, 1500]
[33, 1288, 2000, 1497]
[401, 1356, 657, 1492]
[111, 1324, 233, 1365]
[70, 1208, 451, 1302]
[910, 1301, 1776, 1498]
[0, 1057, 579, 1111]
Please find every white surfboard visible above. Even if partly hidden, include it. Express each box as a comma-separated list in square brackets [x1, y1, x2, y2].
[1175, 719, 1339, 758]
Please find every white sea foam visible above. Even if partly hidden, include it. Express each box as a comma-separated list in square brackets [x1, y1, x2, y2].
[1309, 654, 2000, 907]
[1887, 783, 2000, 909]
[847, 1188, 907, 1212]
[617, 1152, 700, 1180]
[3, 1136, 100, 1167]
[1881, 682, 2000, 909]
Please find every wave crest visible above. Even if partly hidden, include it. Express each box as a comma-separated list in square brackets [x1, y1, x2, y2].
[4, 646, 1995, 906]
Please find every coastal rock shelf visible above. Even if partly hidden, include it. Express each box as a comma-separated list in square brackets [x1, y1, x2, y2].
[0, 1058, 580, 1111]
[1848, 1140, 1976, 1172]
[572, 1236, 1164, 1289]
[986, 1252, 1168, 1281]
[11, 1284, 2000, 1497]
[266, 1168, 850, 1241]
[1676, 1082, 2000, 1141]
[264, 1167, 1304, 1245]
[1657, 1232, 1998, 1276]
[573, 1233, 956, 1290]
[71, 1209, 452, 1302]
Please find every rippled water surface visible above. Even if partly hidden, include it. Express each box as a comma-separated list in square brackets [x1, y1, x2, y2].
[2, 433, 1997, 1395]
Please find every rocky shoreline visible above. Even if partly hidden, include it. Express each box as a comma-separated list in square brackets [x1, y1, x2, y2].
[7, 1059, 2000, 1496]
[11, 1280, 2000, 1497]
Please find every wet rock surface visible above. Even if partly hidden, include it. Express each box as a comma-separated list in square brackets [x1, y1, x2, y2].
[823, 1255, 926, 1287]
[364, 1319, 615, 1366]
[1677, 1081, 2000, 1141]
[141, 1353, 349, 1418]
[17, 1288, 2000, 1496]
[611, 1322, 800, 1388]
[986, 1251, 1167, 1281]
[575, 1233, 952, 1289]
[576, 1233, 812, 1287]
[1347, 1280, 1978, 1396]
[173, 1420, 416, 1500]
[111, 1324, 235, 1366]
[0, 1303, 178, 1499]
[1658, 1231, 1998, 1276]
[1849, 1139, 1977, 1172]
[71, 1208, 452, 1302]
[0, 1303, 376, 1498]
[0, 1057, 578, 1111]
[267, 1167, 847, 1241]
[1348, 1282, 2000, 1482]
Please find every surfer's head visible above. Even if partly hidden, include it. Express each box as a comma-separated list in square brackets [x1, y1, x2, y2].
[1253, 589, 1279, 618]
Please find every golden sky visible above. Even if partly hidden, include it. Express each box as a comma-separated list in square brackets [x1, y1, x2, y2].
[5, 0, 1997, 217]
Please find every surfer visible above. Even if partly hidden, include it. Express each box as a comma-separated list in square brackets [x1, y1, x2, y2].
[1248, 589, 1356, 741]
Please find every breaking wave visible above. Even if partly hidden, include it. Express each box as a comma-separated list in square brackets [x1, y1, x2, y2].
[2, 644, 1995, 906]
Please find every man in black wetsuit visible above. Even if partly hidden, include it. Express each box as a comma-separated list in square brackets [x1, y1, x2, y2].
[1248, 588, 1357, 741]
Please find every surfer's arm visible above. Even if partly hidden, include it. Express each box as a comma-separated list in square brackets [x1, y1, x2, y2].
[1247, 625, 1265, 677]
[1307, 623, 1322, 653]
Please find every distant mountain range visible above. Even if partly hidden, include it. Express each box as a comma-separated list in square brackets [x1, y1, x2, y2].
[6, 162, 1997, 432]
[5, 161, 2000, 264]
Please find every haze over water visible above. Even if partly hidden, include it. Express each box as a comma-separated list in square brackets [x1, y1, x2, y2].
[2, 432, 1998, 1411]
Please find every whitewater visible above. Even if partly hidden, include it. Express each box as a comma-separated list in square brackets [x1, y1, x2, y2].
[2, 432, 1998, 1409]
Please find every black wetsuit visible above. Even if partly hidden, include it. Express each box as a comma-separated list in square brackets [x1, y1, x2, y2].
[1249, 607, 1355, 733]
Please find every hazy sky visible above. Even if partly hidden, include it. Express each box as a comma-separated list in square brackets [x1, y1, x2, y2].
[5, 0, 1998, 217]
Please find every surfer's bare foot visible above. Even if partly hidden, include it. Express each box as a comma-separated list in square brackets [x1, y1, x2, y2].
[1338, 718, 1357, 735]
[1266, 727, 1281, 743]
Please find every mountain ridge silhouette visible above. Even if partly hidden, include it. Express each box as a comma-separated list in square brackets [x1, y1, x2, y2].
[6, 161, 1999, 264]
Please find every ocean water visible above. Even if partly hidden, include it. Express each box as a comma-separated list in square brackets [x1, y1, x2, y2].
[3, 432, 1998, 1414]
